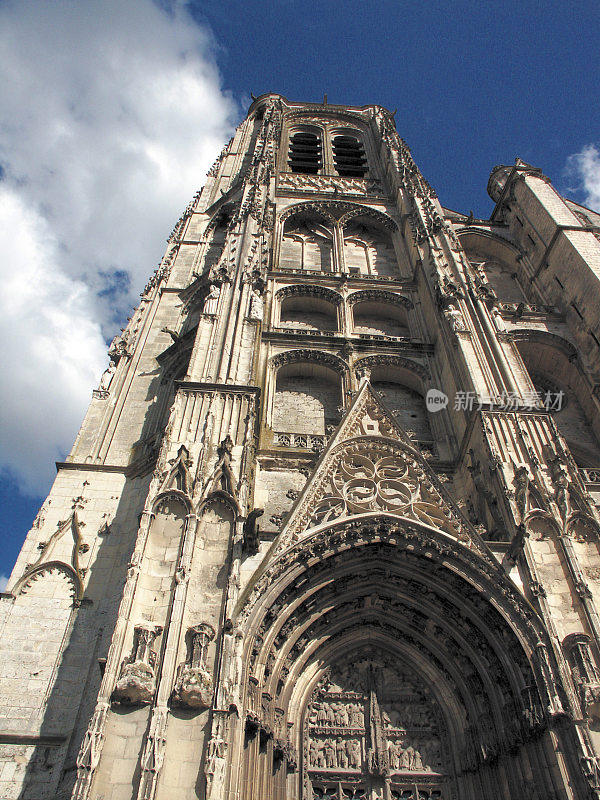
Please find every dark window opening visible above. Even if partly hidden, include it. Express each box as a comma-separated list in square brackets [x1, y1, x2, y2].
[332, 135, 368, 177]
[289, 131, 322, 174]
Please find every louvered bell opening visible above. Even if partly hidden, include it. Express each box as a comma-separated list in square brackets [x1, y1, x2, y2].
[289, 132, 322, 175]
[332, 135, 368, 177]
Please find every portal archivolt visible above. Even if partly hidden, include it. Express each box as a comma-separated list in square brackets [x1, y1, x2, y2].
[235, 517, 577, 800]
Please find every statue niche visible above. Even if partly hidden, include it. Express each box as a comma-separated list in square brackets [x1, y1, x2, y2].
[305, 649, 448, 799]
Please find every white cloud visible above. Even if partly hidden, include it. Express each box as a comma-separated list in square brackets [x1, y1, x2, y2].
[566, 144, 600, 213]
[0, 575, 8, 592]
[0, 0, 239, 495]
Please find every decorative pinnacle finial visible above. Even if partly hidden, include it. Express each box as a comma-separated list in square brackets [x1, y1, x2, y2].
[323, 94, 328, 105]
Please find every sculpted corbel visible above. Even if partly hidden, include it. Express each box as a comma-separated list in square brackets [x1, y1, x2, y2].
[111, 625, 162, 706]
[171, 623, 216, 709]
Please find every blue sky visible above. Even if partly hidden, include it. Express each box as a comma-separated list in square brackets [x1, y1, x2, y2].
[0, 0, 599, 586]
[193, 0, 600, 214]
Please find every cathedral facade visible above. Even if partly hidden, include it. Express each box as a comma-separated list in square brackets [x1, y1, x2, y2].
[3, 94, 600, 800]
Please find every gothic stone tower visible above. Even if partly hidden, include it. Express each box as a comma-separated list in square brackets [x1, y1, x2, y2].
[3, 95, 600, 800]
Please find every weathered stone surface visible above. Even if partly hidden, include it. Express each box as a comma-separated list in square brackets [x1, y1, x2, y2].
[171, 665, 213, 709]
[2, 95, 600, 800]
[111, 661, 155, 706]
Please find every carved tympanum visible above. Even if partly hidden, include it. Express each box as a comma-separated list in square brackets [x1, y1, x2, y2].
[305, 649, 447, 798]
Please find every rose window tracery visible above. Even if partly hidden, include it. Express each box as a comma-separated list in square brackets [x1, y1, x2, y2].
[305, 649, 449, 799]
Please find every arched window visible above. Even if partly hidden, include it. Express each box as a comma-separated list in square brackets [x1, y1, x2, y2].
[273, 362, 342, 437]
[332, 134, 368, 177]
[280, 295, 338, 332]
[516, 338, 600, 466]
[479, 260, 527, 303]
[373, 380, 432, 443]
[343, 217, 396, 277]
[459, 231, 529, 304]
[531, 372, 600, 465]
[289, 131, 322, 174]
[0, 566, 77, 730]
[352, 300, 409, 337]
[203, 212, 229, 273]
[281, 212, 334, 272]
[361, 362, 433, 445]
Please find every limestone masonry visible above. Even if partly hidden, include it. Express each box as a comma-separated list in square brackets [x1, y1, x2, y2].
[3, 94, 600, 800]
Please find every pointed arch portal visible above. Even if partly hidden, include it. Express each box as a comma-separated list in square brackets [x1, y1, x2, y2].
[230, 384, 577, 800]
[234, 515, 577, 800]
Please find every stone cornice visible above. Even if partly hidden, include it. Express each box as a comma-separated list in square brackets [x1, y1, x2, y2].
[175, 380, 261, 395]
[56, 461, 128, 474]
[262, 330, 433, 354]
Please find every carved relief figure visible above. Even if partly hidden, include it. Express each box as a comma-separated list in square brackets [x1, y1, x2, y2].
[347, 738, 361, 769]
[306, 651, 445, 793]
[310, 738, 326, 768]
[317, 703, 328, 725]
[337, 738, 348, 768]
[350, 703, 364, 727]
[324, 738, 336, 768]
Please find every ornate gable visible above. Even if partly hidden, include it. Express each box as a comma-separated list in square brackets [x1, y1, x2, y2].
[14, 511, 84, 602]
[273, 380, 483, 554]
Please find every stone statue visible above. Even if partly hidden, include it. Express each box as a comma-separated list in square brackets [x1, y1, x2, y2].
[350, 704, 364, 727]
[388, 739, 399, 769]
[513, 465, 530, 521]
[205, 733, 226, 799]
[444, 302, 465, 332]
[325, 703, 335, 725]
[108, 329, 131, 362]
[249, 289, 264, 321]
[309, 738, 318, 766]
[203, 284, 220, 315]
[98, 360, 116, 393]
[399, 746, 411, 769]
[311, 738, 325, 768]
[413, 748, 423, 770]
